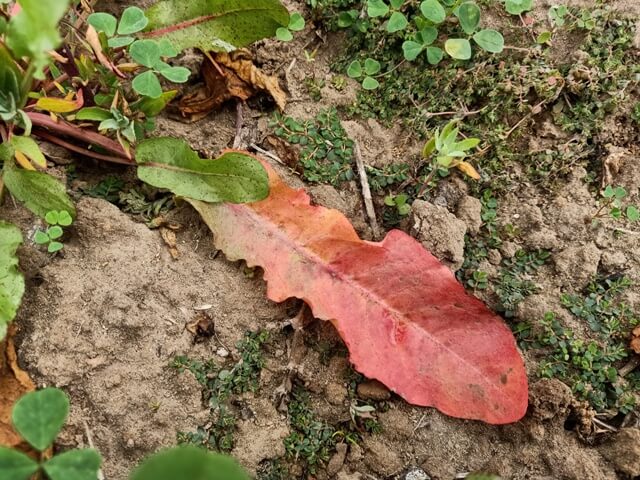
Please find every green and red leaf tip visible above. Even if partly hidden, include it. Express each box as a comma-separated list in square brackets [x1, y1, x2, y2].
[190, 159, 528, 424]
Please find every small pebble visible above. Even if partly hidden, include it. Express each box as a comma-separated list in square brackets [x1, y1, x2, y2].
[216, 347, 229, 358]
[405, 468, 430, 480]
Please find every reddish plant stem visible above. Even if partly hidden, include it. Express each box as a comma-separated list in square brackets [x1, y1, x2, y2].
[33, 130, 135, 166]
[26, 112, 133, 162]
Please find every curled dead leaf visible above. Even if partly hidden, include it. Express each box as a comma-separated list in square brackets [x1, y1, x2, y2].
[456, 161, 481, 180]
[160, 227, 179, 259]
[85, 25, 125, 79]
[178, 51, 286, 121]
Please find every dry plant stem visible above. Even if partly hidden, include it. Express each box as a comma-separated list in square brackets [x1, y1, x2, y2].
[83, 421, 105, 480]
[354, 141, 381, 240]
[233, 100, 244, 149]
[27, 112, 132, 161]
[33, 130, 135, 165]
[503, 100, 546, 138]
[249, 143, 300, 176]
[619, 356, 640, 377]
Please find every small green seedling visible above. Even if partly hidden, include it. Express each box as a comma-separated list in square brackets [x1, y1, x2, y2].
[504, 0, 533, 15]
[384, 194, 411, 216]
[548, 5, 569, 27]
[593, 186, 639, 223]
[276, 13, 305, 41]
[88, 6, 149, 48]
[347, 58, 381, 90]
[467, 270, 488, 290]
[0, 388, 101, 480]
[34, 210, 73, 253]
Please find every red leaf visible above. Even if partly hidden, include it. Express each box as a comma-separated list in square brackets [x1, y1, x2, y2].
[190, 159, 528, 424]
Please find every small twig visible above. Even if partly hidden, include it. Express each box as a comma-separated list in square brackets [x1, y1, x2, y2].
[34, 130, 134, 165]
[592, 417, 617, 433]
[83, 421, 104, 480]
[503, 100, 546, 139]
[249, 143, 300, 176]
[619, 356, 640, 377]
[606, 225, 640, 236]
[233, 100, 244, 149]
[412, 413, 426, 434]
[354, 141, 381, 240]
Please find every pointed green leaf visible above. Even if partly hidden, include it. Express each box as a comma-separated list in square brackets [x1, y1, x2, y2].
[473, 29, 504, 53]
[402, 41, 424, 61]
[0, 222, 24, 340]
[145, 0, 289, 52]
[129, 40, 161, 68]
[136, 138, 269, 203]
[426, 46, 444, 65]
[445, 38, 472, 60]
[132, 90, 178, 117]
[420, 0, 446, 23]
[118, 6, 148, 35]
[367, 0, 390, 17]
[423, 137, 436, 157]
[0, 447, 39, 480]
[43, 449, 101, 480]
[453, 138, 481, 151]
[362, 77, 380, 90]
[3, 167, 76, 220]
[10, 136, 46, 168]
[131, 446, 249, 480]
[347, 60, 363, 78]
[456, 2, 481, 34]
[6, 0, 71, 79]
[132, 71, 163, 99]
[87, 13, 117, 37]
[76, 107, 113, 122]
[387, 11, 408, 32]
[12, 388, 69, 452]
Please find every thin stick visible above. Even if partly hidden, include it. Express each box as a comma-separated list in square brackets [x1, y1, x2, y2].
[619, 356, 640, 377]
[233, 100, 244, 149]
[83, 421, 105, 480]
[354, 141, 381, 240]
[249, 143, 300, 176]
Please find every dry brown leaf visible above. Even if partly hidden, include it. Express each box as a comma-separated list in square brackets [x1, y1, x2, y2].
[264, 135, 300, 171]
[631, 326, 640, 354]
[0, 326, 35, 449]
[178, 51, 286, 121]
[85, 25, 125, 79]
[160, 227, 179, 259]
[186, 311, 215, 343]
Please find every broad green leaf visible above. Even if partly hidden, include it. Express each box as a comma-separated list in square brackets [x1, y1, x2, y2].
[12, 388, 69, 452]
[347, 60, 362, 78]
[158, 38, 179, 57]
[3, 166, 76, 220]
[131, 446, 249, 480]
[504, 0, 532, 15]
[390, 0, 404, 8]
[387, 11, 408, 32]
[155, 63, 191, 83]
[0, 447, 39, 480]
[473, 29, 504, 53]
[367, 0, 389, 17]
[362, 77, 380, 90]
[87, 12, 117, 37]
[426, 46, 444, 64]
[337, 11, 356, 27]
[444, 38, 472, 60]
[419, 26, 438, 45]
[6, 0, 70, 79]
[626, 205, 640, 222]
[0, 222, 24, 340]
[402, 41, 424, 61]
[43, 449, 102, 480]
[34, 231, 51, 245]
[136, 138, 269, 203]
[132, 90, 178, 117]
[364, 58, 381, 75]
[10, 136, 46, 168]
[118, 6, 148, 35]
[453, 138, 480, 151]
[144, 0, 289, 52]
[47, 226, 63, 240]
[456, 2, 481, 34]
[422, 137, 436, 157]
[132, 71, 163, 99]
[288, 13, 305, 31]
[275, 27, 293, 42]
[76, 107, 113, 121]
[0, 44, 23, 107]
[537, 31, 552, 44]
[45, 211, 59, 225]
[420, 0, 446, 24]
[0, 17, 6, 35]
[57, 211, 73, 227]
[130, 40, 161, 68]
[107, 36, 135, 48]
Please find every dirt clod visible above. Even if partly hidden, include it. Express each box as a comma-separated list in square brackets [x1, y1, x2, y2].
[528, 378, 573, 421]
[599, 428, 640, 476]
[357, 380, 391, 401]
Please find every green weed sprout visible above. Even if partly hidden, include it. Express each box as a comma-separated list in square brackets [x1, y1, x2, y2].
[276, 13, 306, 41]
[0, 388, 101, 480]
[418, 120, 481, 195]
[503, 0, 533, 16]
[593, 186, 640, 224]
[34, 210, 73, 253]
[384, 193, 411, 216]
